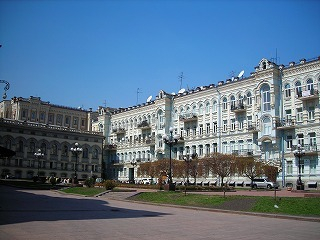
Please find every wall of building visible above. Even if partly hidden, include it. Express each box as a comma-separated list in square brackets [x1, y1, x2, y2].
[0, 97, 105, 180]
[97, 56, 320, 187]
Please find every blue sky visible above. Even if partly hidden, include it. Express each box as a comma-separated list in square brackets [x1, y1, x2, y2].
[1, 0, 319, 110]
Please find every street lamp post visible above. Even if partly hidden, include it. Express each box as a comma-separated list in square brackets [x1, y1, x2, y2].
[70, 142, 83, 184]
[130, 160, 137, 184]
[162, 126, 179, 191]
[293, 144, 305, 190]
[183, 154, 193, 186]
[34, 148, 44, 178]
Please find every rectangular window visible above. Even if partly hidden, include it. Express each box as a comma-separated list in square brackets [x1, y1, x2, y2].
[231, 119, 235, 131]
[286, 135, 293, 150]
[213, 122, 217, 133]
[308, 106, 315, 120]
[223, 120, 228, 132]
[262, 90, 271, 111]
[296, 108, 303, 122]
[73, 117, 78, 126]
[285, 109, 292, 120]
[222, 142, 228, 153]
[48, 113, 54, 124]
[238, 117, 244, 130]
[40, 111, 45, 123]
[212, 143, 217, 153]
[287, 161, 293, 175]
[57, 114, 62, 125]
[247, 116, 252, 128]
[65, 116, 70, 126]
[31, 110, 37, 121]
[297, 133, 304, 146]
[206, 123, 210, 134]
[310, 160, 316, 174]
[309, 132, 316, 146]
[22, 109, 27, 120]
[205, 144, 210, 156]
[199, 124, 203, 135]
[199, 145, 203, 156]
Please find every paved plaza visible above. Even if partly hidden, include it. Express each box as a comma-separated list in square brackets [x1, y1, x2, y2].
[0, 185, 319, 240]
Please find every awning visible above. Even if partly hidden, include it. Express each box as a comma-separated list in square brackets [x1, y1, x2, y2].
[0, 146, 16, 158]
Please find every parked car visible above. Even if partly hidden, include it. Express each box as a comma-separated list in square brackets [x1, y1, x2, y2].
[252, 178, 279, 189]
[141, 178, 153, 184]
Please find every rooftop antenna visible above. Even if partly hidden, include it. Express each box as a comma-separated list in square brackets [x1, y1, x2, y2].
[229, 71, 236, 80]
[270, 48, 280, 64]
[178, 72, 184, 89]
[136, 88, 142, 105]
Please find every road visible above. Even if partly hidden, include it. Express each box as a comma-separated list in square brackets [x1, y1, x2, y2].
[0, 185, 319, 240]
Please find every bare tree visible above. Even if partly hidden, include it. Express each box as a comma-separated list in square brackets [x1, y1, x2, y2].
[204, 153, 236, 197]
[236, 157, 264, 189]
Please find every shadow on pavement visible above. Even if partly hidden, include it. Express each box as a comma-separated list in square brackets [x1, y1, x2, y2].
[0, 185, 169, 225]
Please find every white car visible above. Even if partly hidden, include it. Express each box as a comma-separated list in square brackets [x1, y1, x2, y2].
[141, 178, 153, 184]
[252, 178, 279, 189]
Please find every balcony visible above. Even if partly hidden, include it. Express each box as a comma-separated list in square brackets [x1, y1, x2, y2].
[231, 104, 246, 113]
[296, 89, 319, 101]
[232, 149, 254, 157]
[247, 124, 259, 133]
[137, 120, 151, 129]
[179, 113, 198, 122]
[112, 128, 126, 134]
[276, 119, 295, 129]
[291, 144, 318, 156]
[145, 138, 155, 146]
[106, 144, 117, 150]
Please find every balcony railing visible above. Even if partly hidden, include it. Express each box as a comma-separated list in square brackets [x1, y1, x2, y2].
[137, 120, 151, 129]
[296, 89, 319, 100]
[231, 104, 246, 113]
[291, 144, 318, 155]
[276, 119, 295, 129]
[112, 128, 125, 134]
[232, 149, 254, 156]
[247, 124, 259, 132]
[179, 113, 198, 122]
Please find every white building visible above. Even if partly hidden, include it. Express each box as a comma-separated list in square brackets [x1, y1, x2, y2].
[94, 56, 320, 188]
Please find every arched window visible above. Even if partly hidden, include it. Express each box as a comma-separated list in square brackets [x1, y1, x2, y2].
[174, 109, 178, 120]
[263, 117, 272, 135]
[93, 149, 99, 159]
[285, 83, 291, 97]
[239, 94, 244, 106]
[62, 145, 68, 156]
[51, 144, 58, 155]
[247, 92, 252, 105]
[205, 102, 210, 114]
[199, 104, 204, 115]
[307, 78, 314, 93]
[157, 110, 164, 129]
[82, 148, 89, 158]
[261, 84, 271, 112]
[230, 95, 236, 109]
[222, 97, 227, 110]
[192, 105, 197, 115]
[212, 101, 217, 112]
[40, 143, 47, 154]
[295, 81, 302, 97]
[18, 140, 24, 152]
[29, 141, 35, 153]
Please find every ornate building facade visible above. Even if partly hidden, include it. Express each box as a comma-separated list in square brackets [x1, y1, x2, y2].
[94, 56, 320, 187]
[0, 96, 105, 179]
